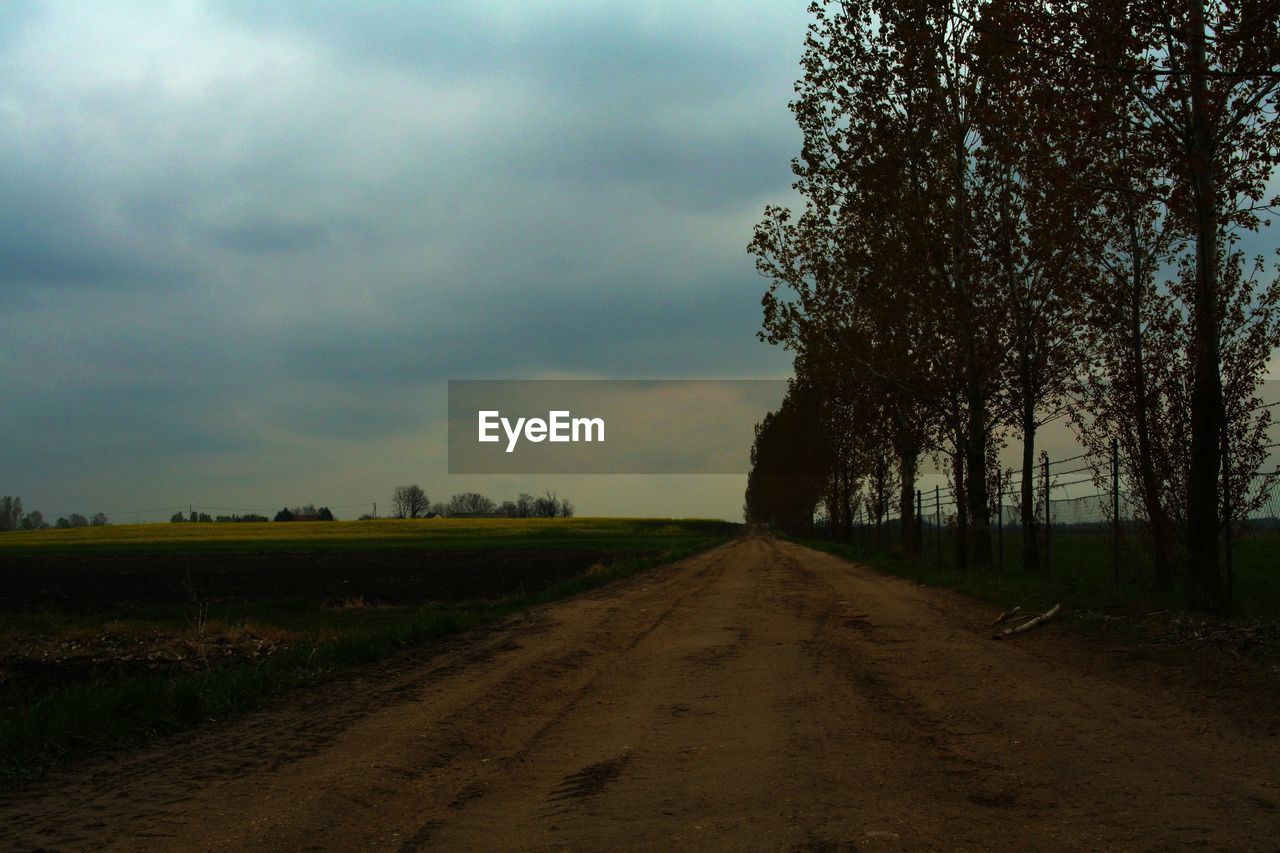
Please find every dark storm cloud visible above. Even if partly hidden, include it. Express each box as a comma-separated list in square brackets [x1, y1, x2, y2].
[213, 1, 776, 101]
[0, 169, 179, 288]
[213, 0, 800, 207]
[278, 271, 771, 386]
[210, 220, 331, 254]
[513, 120, 796, 211]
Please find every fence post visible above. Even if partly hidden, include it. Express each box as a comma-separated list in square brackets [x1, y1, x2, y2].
[1043, 453, 1051, 576]
[935, 484, 941, 565]
[1111, 438, 1120, 585]
[997, 475, 1004, 575]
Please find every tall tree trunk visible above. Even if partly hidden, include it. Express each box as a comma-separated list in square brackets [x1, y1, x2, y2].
[965, 374, 993, 568]
[1126, 205, 1176, 589]
[952, 445, 968, 571]
[1019, 338, 1039, 573]
[1185, 0, 1223, 612]
[840, 463, 853, 542]
[897, 439, 918, 557]
[874, 456, 887, 550]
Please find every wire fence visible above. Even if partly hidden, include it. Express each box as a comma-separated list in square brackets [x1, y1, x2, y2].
[831, 426, 1280, 601]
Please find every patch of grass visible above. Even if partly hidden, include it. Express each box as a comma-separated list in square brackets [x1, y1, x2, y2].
[798, 536, 1128, 615]
[0, 535, 728, 789]
[796, 533, 1280, 675]
[800, 528, 1280, 619]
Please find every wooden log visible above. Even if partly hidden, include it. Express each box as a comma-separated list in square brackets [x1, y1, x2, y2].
[992, 603, 1061, 640]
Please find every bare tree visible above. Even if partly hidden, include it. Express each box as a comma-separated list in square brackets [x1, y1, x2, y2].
[392, 484, 429, 519]
[447, 492, 497, 515]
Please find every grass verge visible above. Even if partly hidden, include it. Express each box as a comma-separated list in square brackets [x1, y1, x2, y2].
[795, 536, 1280, 692]
[795, 537, 1140, 616]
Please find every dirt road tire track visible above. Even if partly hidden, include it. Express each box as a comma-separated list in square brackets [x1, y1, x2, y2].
[2, 534, 1277, 850]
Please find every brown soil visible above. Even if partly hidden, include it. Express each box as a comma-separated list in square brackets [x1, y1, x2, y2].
[2, 533, 1278, 850]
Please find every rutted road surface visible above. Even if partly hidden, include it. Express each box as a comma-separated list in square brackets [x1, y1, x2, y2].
[3, 534, 1278, 850]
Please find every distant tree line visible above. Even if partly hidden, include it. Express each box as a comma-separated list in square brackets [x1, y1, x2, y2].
[273, 505, 335, 522]
[168, 506, 332, 523]
[0, 487, 576, 531]
[1, 496, 108, 531]
[379, 486, 574, 519]
[747, 0, 1280, 612]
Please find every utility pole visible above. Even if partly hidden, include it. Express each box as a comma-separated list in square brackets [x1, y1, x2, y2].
[373, 502, 377, 519]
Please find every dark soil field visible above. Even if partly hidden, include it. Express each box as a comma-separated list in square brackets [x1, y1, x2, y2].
[0, 547, 615, 613]
[0, 518, 733, 784]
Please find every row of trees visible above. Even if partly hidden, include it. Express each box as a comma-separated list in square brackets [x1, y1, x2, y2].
[168, 506, 332, 523]
[748, 0, 1280, 611]
[387, 485, 575, 519]
[1, 496, 108, 531]
[273, 505, 335, 522]
[2, 488, 577, 529]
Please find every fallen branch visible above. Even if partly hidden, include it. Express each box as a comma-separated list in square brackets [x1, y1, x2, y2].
[992, 606, 1023, 626]
[992, 604, 1061, 640]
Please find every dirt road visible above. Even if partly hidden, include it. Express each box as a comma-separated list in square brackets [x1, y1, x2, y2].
[3, 534, 1279, 850]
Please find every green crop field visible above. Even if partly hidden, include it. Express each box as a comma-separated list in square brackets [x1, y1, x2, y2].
[0, 517, 737, 786]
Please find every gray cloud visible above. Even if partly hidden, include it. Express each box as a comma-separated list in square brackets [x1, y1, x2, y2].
[0, 0, 804, 520]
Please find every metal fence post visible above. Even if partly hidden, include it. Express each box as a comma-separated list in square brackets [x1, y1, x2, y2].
[1043, 453, 1051, 576]
[916, 489, 923, 556]
[935, 484, 941, 565]
[995, 468, 1004, 574]
[997, 498, 1004, 576]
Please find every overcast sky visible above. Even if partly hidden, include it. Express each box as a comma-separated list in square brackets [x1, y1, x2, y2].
[0, 0, 815, 521]
[6, 3, 1277, 524]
